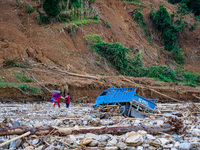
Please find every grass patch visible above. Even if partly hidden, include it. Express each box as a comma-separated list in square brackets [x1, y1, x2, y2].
[73, 19, 101, 26]
[0, 82, 19, 87]
[132, 8, 153, 46]
[3, 57, 29, 68]
[122, 0, 144, 6]
[99, 73, 108, 76]
[105, 21, 111, 28]
[0, 82, 42, 95]
[19, 84, 42, 95]
[13, 71, 33, 83]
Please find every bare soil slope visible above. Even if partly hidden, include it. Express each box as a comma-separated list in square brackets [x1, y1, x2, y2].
[0, 0, 200, 102]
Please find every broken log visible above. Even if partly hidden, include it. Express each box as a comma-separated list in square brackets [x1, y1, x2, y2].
[0, 123, 178, 136]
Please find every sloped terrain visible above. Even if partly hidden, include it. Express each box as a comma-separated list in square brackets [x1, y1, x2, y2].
[0, 0, 200, 101]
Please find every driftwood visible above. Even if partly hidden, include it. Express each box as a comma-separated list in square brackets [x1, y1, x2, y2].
[0, 123, 177, 136]
[0, 131, 30, 148]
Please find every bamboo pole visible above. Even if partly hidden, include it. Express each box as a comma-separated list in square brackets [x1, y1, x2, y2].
[0, 131, 30, 148]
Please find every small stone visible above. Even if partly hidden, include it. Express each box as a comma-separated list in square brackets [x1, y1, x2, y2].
[104, 146, 118, 150]
[191, 129, 200, 137]
[12, 121, 20, 127]
[179, 143, 191, 150]
[174, 142, 180, 147]
[24, 146, 34, 150]
[83, 120, 87, 125]
[88, 140, 98, 147]
[149, 138, 168, 147]
[116, 142, 127, 150]
[35, 145, 45, 150]
[102, 135, 110, 141]
[44, 145, 54, 150]
[190, 142, 200, 148]
[105, 120, 114, 126]
[84, 115, 93, 122]
[93, 118, 101, 126]
[85, 133, 101, 141]
[108, 137, 117, 146]
[137, 146, 143, 150]
[80, 138, 93, 145]
[137, 130, 147, 136]
[32, 139, 39, 145]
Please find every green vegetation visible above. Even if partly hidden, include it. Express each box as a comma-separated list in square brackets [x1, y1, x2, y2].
[19, 84, 42, 95]
[0, 82, 42, 95]
[150, 5, 184, 65]
[132, 8, 153, 45]
[168, 0, 200, 17]
[84, 34, 200, 87]
[99, 73, 108, 76]
[26, 3, 34, 14]
[74, 19, 100, 26]
[122, 0, 143, 6]
[38, 0, 98, 25]
[43, 0, 61, 18]
[3, 57, 28, 68]
[13, 71, 33, 83]
[105, 21, 111, 28]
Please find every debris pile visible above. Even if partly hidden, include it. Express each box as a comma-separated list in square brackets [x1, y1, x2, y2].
[0, 102, 199, 149]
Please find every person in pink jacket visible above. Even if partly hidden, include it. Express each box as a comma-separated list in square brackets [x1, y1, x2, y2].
[65, 93, 70, 108]
[52, 92, 61, 108]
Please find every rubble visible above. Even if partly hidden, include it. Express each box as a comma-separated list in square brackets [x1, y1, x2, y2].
[0, 102, 199, 150]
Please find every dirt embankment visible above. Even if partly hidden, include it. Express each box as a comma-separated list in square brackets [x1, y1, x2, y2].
[0, 68, 200, 103]
[0, 0, 200, 102]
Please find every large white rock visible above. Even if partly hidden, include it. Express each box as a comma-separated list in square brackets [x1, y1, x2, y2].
[125, 131, 143, 146]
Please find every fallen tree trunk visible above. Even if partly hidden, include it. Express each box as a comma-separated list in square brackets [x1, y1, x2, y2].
[0, 123, 174, 136]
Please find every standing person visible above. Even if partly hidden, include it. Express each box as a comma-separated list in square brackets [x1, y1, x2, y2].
[52, 92, 61, 108]
[65, 93, 70, 108]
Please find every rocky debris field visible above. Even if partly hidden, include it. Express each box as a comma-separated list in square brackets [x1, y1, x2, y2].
[0, 102, 200, 150]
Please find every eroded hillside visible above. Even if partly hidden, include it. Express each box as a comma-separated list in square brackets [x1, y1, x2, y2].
[0, 0, 200, 102]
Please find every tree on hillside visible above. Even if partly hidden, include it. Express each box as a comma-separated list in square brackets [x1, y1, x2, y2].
[43, 0, 61, 18]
